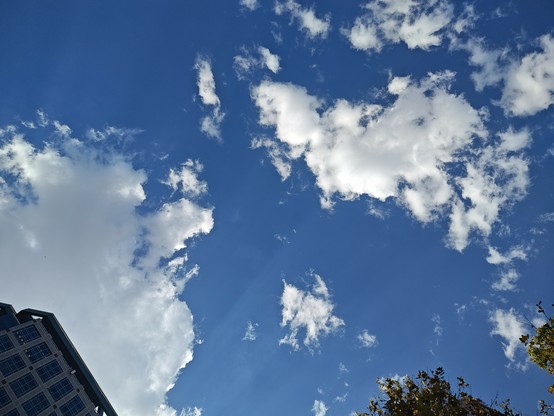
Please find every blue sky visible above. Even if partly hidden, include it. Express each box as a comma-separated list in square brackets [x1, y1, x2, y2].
[0, 1, 553, 415]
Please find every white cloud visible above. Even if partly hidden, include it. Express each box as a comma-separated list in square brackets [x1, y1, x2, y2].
[243, 321, 258, 341]
[458, 34, 554, 116]
[258, 46, 281, 73]
[251, 74, 530, 251]
[539, 212, 554, 223]
[357, 329, 377, 348]
[233, 46, 281, 80]
[239, 0, 258, 11]
[164, 159, 208, 199]
[486, 245, 528, 265]
[275, 0, 331, 39]
[180, 407, 203, 416]
[86, 126, 144, 143]
[339, 362, 349, 374]
[312, 400, 328, 416]
[343, 0, 454, 52]
[491, 269, 520, 292]
[451, 38, 506, 92]
[489, 308, 527, 366]
[501, 34, 554, 116]
[251, 137, 292, 180]
[279, 273, 344, 352]
[0, 118, 214, 416]
[333, 392, 348, 403]
[432, 314, 443, 336]
[195, 56, 225, 139]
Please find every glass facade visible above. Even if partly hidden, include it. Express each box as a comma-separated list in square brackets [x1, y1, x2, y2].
[0, 386, 12, 408]
[48, 377, 74, 401]
[14, 325, 40, 344]
[60, 395, 85, 416]
[22, 392, 50, 416]
[36, 359, 63, 383]
[0, 304, 112, 416]
[25, 342, 52, 363]
[9, 372, 38, 398]
[0, 353, 25, 377]
[0, 334, 14, 353]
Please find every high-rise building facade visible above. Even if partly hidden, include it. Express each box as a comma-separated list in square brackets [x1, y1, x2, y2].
[0, 303, 117, 416]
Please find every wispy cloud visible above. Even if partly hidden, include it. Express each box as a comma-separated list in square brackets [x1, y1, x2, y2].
[180, 407, 203, 416]
[489, 308, 527, 368]
[275, 0, 331, 39]
[243, 321, 259, 341]
[195, 56, 225, 140]
[357, 330, 378, 348]
[234, 46, 281, 80]
[239, 0, 258, 11]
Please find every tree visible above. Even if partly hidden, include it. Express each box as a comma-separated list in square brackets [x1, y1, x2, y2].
[357, 367, 517, 416]
[520, 301, 554, 414]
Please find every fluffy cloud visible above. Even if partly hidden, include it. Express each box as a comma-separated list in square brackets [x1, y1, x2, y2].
[275, 0, 331, 39]
[312, 400, 328, 416]
[233, 46, 281, 79]
[357, 330, 378, 348]
[0, 116, 214, 416]
[251, 74, 530, 251]
[279, 274, 344, 352]
[195, 56, 225, 139]
[343, 0, 454, 52]
[489, 308, 527, 366]
[458, 34, 554, 116]
[501, 34, 554, 116]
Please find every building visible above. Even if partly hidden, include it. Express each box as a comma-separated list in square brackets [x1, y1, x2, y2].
[0, 303, 117, 416]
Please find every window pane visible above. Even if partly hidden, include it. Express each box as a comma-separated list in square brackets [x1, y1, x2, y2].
[22, 392, 50, 416]
[36, 360, 63, 383]
[14, 325, 40, 344]
[25, 342, 51, 363]
[0, 386, 12, 408]
[0, 354, 25, 376]
[59, 395, 85, 416]
[5, 409, 20, 416]
[9, 373, 38, 398]
[0, 334, 14, 353]
[48, 377, 74, 401]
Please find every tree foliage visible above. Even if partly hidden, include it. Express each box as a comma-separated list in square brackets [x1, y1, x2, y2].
[520, 301, 554, 414]
[357, 367, 517, 416]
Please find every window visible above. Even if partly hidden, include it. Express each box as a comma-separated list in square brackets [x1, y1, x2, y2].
[5, 409, 20, 416]
[9, 373, 38, 398]
[0, 386, 12, 408]
[36, 360, 63, 382]
[48, 377, 74, 401]
[14, 325, 40, 344]
[0, 334, 14, 353]
[0, 354, 25, 376]
[22, 392, 50, 416]
[25, 342, 51, 363]
[59, 395, 85, 416]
